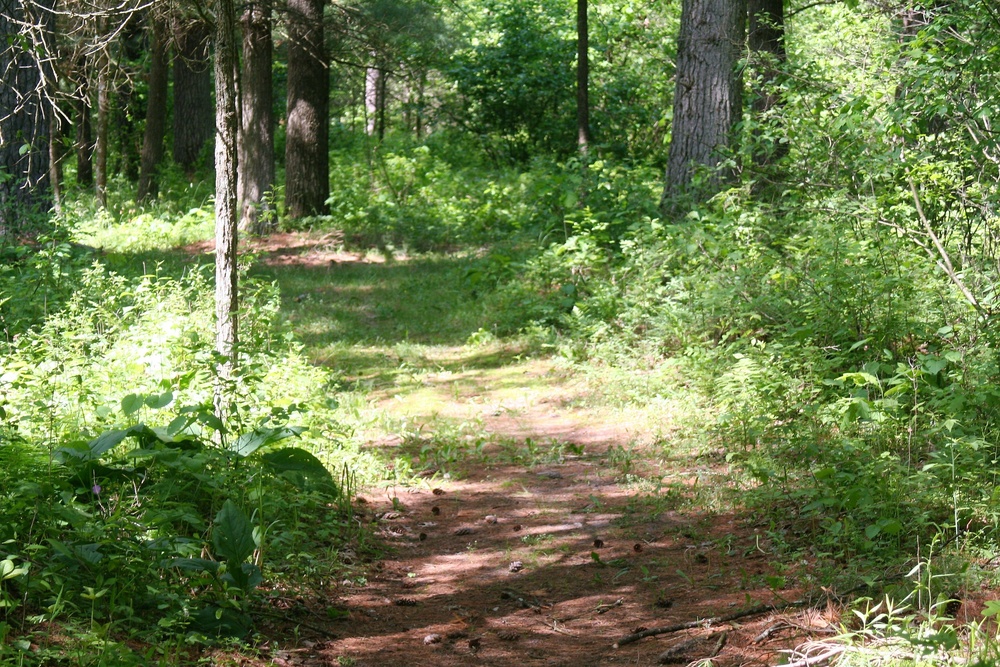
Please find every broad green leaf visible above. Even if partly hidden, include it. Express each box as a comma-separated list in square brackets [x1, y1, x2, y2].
[212, 500, 256, 564]
[231, 426, 306, 457]
[260, 447, 337, 495]
[121, 394, 145, 415]
[145, 391, 174, 410]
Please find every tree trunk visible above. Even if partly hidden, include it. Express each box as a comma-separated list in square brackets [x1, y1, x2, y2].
[95, 59, 110, 208]
[748, 0, 786, 166]
[577, 0, 591, 153]
[0, 0, 55, 232]
[114, 17, 144, 183]
[239, 0, 275, 234]
[662, 0, 746, 213]
[137, 17, 169, 204]
[173, 18, 214, 174]
[285, 0, 329, 218]
[214, 0, 240, 424]
[365, 59, 382, 137]
[49, 113, 63, 215]
[75, 62, 94, 188]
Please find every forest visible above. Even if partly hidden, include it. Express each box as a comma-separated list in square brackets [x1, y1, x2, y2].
[2, 0, 1000, 665]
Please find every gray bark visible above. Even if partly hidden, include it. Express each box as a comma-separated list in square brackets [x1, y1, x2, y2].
[577, 0, 590, 152]
[0, 0, 55, 231]
[173, 18, 214, 173]
[214, 0, 240, 423]
[285, 0, 329, 218]
[137, 17, 169, 203]
[662, 0, 746, 212]
[239, 0, 275, 234]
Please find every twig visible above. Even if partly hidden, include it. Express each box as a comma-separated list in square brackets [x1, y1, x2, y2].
[655, 636, 701, 664]
[656, 631, 728, 665]
[908, 178, 985, 317]
[596, 598, 624, 614]
[710, 630, 728, 657]
[252, 608, 338, 639]
[781, 644, 846, 667]
[753, 622, 792, 643]
[614, 601, 792, 648]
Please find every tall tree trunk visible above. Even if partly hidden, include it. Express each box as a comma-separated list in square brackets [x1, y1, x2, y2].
[173, 19, 214, 174]
[0, 0, 55, 233]
[365, 59, 382, 137]
[137, 17, 169, 204]
[662, 0, 746, 213]
[49, 113, 63, 215]
[114, 17, 144, 183]
[75, 62, 94, 188]
[214, 0, 240, 424]
[748, 0, 786, 166]
[95, 58, 110, 208]
[576, 0, 591, 153]
[285, 0, 329, 218]
[239, 0, 275, 234]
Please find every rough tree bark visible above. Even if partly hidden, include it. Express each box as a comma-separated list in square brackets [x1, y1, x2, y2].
[74, 59, 94, 188]
[365, 59, 384, 138]
[214, 0, 239, 423]
[577, 0, 591, 153]
[137, 16, 169, 203]
[95, 45, 110, 207]
[285, 0, 329, 218]
[662, 0, 746, 213]
[239, 0, 275, 234]
[173, 18, 214, 173]
[0, 0, 55, 232]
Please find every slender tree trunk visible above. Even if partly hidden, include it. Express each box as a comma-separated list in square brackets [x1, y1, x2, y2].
[365, 59, 382, 137]
[662, 0, 746, 213]
[285, 0, 329, 218]
[214, 0, 240, 424]
[49, 113, 63, 215]
[748, 0, 786, 165]
[95, 53, 110, 207]
[173, 19, 214, 174]
[75, 64, 94, 188]
[239, 0, 275, 234]
[577, 0, 591, 153]
[377, 70, 387, 140]
[137, 17, 169, 203]
[114, 17, 144, 183]
[415, 72, 425, 140]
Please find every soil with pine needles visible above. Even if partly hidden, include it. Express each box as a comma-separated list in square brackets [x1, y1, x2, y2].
[201, 234, 846, 666]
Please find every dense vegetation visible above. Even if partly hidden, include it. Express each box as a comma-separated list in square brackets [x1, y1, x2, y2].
[4, 0, 1000, 664]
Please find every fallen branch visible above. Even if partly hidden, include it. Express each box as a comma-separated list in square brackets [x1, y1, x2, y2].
[656, 630, 728, 665]
[596, 598, 624, 615]
[614, 580, 887, 649]
[613, 601, 792, 648]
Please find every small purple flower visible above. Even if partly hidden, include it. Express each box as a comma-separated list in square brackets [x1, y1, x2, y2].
[92, 484, 101, 496]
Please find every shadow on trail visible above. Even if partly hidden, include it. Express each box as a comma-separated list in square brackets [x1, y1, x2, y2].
[272, 455, 796, 667]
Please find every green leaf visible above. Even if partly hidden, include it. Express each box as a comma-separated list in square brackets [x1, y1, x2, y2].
[145, 391, 174, 409]
[260, 447, 337, 494]
[212, 500, 256, 564]
[121, 394, 145, 415]
[982, 600, 1000, 618]
[231, 426, 305, 457]
[191, 605, 253, 638]
[166, 557, 220, 574]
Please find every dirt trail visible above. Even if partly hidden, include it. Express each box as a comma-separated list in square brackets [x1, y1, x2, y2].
[251, 236, 837, 667]
[269, 361, 834, 667]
